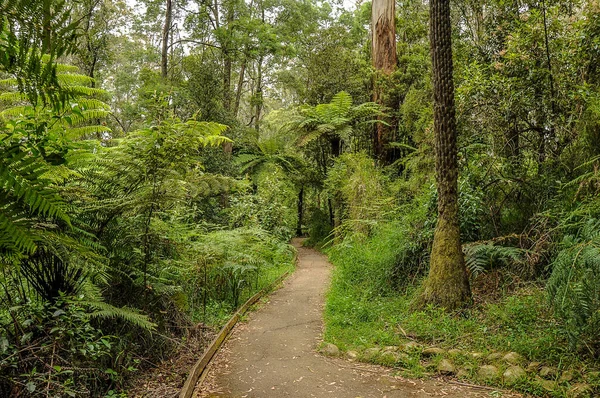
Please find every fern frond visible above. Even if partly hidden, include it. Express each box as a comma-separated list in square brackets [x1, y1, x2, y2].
[65, 125, 112, 140]
[85, 300, 157, 331]
[0, 91, 28, 102]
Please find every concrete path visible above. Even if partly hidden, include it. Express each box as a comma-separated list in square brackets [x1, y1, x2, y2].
[197, 239, 513, 398]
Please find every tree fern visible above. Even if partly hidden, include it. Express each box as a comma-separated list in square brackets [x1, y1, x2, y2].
[463, 242, 528, 278]
[0, 62, 112, 143]
[547, 219, 600, 355]
[294, 91, 384, 152]
[0, 144, 71, 253]
[85, 301, 156, 331]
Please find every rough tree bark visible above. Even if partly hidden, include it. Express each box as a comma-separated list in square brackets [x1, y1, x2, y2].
[418, 0, 471, 310]
[161, 0, 173, 79]
[371, 0, 397, 161]
[296, 186, 304, 236]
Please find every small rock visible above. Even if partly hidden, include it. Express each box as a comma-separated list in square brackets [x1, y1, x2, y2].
[380, 350, 402, 364]
[463, 363, 474, 371]
[383, 345, 398, 352]
[346, 350, 358, 360]
[456, 369, 470, 379]
[568, 383, 592, 398]
[478, 365, 500, 380]
[503, 365, 527, 383]
[526, 362, 542, 373]
[539, 366, 557, 379]
[503, 351, 524, 365]
[363, 347, 380, 360]
[560, 370, 576, 383]
[402, 341, 421, 351]
[321, 343, 340, 357]
[448, 348, 462, 356]
[535, 376, 558, 392]
[470, 352, 484, 359]
[422, 347, 446, 357]
[487, 352, 503, 361]
[437, 359, 456, 375]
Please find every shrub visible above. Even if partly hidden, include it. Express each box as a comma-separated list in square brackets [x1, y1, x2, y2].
[0, 297, 129, 397]
[303, 207, 333, 247]
[325, 152, 391, 238]
[547, 219, 600, 357]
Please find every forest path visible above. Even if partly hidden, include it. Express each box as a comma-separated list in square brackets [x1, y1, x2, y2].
[196, 239, 506, 398]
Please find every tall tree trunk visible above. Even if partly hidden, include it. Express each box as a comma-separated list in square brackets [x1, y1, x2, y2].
[233, 55, 247, 118]
[223, 0, 235, 113]
[42, 0, 53, 54]
[371, 0, 397, 162]
[296, 186, 304, 236]
[254, 55, 263, 132]
[418, 0, 471, 310]
[161, 0, 173, 79]
[331, 136, 341, 158]
[223, 54, 232, 112]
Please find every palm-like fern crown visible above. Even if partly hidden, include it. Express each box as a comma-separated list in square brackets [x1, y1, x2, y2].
[0, 62, 112, 143]
[236, 137, 306, 178]
[296, 91, 385, 147]
[0, 62, 111, 255]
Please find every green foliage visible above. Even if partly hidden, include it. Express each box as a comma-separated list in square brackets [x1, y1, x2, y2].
[296, 91, 384, 150]
[0, 0, 80, 104]
[0, 296, 126, 397]
[183, 227, 295, 322]
[0, 143, 70, 254]
[548, 219, 600, 357]
[325, 152, 391, 237]
[464, 243, 528, 278]
[303, 207, 332, 247]
[236, 138, 305, 178]
[229, 165, 297, 240]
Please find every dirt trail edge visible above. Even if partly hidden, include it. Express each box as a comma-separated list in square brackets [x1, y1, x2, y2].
[196, 239, 518, 398]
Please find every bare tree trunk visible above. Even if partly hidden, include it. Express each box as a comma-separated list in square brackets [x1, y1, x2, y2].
[254, 55, 263, 132]
[233, 55, 247, 118]
[371, 0, 396, 74]
[161, 0, 173, 79]
[417, 0, 471, 310]
[371, 0, 397, 161]
[223, 0, 235, 113]
[223, 55, 232, 112]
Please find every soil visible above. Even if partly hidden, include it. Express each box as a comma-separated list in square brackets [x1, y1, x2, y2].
[127, 323, 216, 397]
[196, 239, 521, 398]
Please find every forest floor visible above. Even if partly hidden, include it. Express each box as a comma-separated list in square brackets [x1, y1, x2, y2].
[195, 239, 520, 398]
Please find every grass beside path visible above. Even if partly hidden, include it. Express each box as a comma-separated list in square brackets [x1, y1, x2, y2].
[321, 235, 600, 397]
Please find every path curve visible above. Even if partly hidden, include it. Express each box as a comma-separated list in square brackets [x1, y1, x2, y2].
[197, 239, 512, 398]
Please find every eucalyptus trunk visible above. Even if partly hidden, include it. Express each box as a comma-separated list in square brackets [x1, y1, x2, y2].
[419, 0, 471, 310]
[161, 0, 172, 79]
[371, 0, 397, 161]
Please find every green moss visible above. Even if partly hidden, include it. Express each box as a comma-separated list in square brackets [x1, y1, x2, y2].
[416, 215, 471, 310]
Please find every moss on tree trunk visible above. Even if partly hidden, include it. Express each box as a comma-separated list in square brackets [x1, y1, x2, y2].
[417, 0, 471, 310]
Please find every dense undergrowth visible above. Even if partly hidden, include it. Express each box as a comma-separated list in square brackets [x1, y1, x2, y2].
[322, 220, 600, 396]
[317, 162, 600, 397]
[3, 0, 600, 396]
[0, 63, 299, 396]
